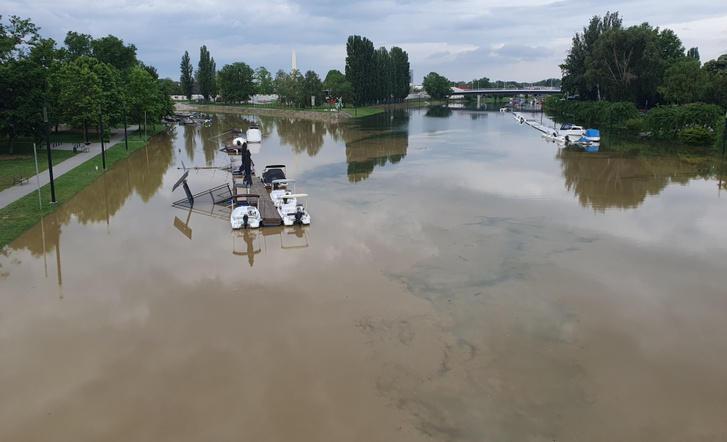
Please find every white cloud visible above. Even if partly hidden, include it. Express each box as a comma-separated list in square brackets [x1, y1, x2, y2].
[4, 0, 726, 83]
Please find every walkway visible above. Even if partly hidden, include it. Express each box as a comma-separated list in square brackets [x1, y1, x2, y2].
[0, 125, 140, 210]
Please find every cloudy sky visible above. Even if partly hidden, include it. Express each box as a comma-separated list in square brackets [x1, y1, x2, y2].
[5, 0, 727, 84]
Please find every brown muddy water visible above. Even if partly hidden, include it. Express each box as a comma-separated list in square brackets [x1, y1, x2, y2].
[2, 109, 727, 441]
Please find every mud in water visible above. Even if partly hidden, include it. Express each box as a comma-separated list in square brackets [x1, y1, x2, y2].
[2, 110, 726, 441]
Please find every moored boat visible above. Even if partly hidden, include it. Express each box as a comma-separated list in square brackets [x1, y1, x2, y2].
[230, 194, 262, 229]
[261, 164, 287, 188]
[269, 179, 311, 226]
[246, 124, 262, 143]
[557, 123, 586, 143]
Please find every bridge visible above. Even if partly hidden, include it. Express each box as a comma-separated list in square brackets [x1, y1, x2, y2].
[448, 87, 561, 107]
[450, 87, 561, 96]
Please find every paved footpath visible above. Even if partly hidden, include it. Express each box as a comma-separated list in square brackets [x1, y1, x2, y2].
[0, 125, 140, 210]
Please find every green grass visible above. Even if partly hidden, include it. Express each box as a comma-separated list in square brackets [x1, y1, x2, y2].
[0, 127, 165, 250]
[0, 149, 76, 191]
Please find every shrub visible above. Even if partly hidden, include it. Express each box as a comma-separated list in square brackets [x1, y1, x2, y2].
[678, 127, 715, 146]
[624, 118, 644, 133]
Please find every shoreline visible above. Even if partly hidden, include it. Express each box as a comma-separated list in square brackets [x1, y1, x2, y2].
[174, 102, 354, 121]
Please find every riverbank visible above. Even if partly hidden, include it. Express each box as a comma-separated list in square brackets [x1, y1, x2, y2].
[174, 102, 355, 121]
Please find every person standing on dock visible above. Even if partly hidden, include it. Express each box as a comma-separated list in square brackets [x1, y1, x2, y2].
[241, 145, 253, 188]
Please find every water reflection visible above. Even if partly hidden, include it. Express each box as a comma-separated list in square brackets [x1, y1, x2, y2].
[231, 226, 308, 267]
[277, 119, 326, 156]
[344, 111, 410, 182]
[3, 109, 727, 441]
[557, 148, 703, 211]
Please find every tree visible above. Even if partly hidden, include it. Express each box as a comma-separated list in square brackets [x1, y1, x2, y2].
[702, 54, 727, 110]
[0, 16, 44, 153]
[422, 72, 451, 100]
[55, 56, 122, 142]
[687, 47, 700, 60]
[91, 35, 137, 75]
[180, 51, 194, 100]
[254, 66, 274, 95]
[561, 12, 622, 100]
[0, 15, 40, 63]
[323, 69, 354, 105]
[196, 45, 215, 101]
[63, 31, 93, 61]
[346, 35, 375, 105]
[126, 66, 165, 131]
[302, 70, 324, 108]
[390, 46, 411, 101]
[658, 57, 709, 104]
[218, 62, 255, 102]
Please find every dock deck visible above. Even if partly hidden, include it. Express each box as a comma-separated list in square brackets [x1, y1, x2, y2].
[233, 173, 282, 226]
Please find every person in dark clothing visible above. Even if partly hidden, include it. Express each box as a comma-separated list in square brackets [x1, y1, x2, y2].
[241, 147, 253, 187]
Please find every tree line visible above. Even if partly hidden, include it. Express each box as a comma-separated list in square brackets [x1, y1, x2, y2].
[180, 35, 410, 108]
[560, 11, 727, 110]
[0, 15, 176, 153]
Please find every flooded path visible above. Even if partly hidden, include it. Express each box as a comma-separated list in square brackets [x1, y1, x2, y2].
[2, 110, 727, 441]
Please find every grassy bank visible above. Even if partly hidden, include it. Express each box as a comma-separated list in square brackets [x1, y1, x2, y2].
[0, 127, 165, 249]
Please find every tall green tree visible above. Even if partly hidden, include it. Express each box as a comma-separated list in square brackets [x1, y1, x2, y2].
[126, 66, 163, 131]
[218, 61, 255, 102]
[390, 46, 411, 101]
[0, 16, 44, 153]
[346, 35, 375, 105]
[91, 35, 137, 75]
[658, 57, 709, 104]
[196, 45, 215, 101]
[422, 72, 451, 100]
[180, 50, 194, 100]
[302, 70, 324, 108]
[55, 56, 122, 141]
[0, 15, 40, 62]
[63, 31, 93, 61]
[702, 54, 727, 110]
[254, 66, 274, 95]
[561, 11, 622, 100]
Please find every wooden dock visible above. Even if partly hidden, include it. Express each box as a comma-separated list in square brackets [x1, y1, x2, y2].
[232, 173, 282, 226]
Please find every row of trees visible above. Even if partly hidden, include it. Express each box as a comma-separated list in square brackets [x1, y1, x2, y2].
[344, 36, 411, 106]
[181, 35, 412, 109]
[0, 15, 175, 153]
[560, 11, 727, 110]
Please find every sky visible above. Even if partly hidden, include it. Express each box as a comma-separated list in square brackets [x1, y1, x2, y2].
[5, 0, 727, 85]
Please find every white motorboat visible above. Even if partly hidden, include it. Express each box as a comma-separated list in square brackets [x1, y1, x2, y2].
[270, 179, 311, 226]
[230, 194, 262, 229]
[246, 124, 262, 143]
[557, 123, 586, 143]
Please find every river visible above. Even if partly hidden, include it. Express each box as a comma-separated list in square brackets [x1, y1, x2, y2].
[1, 107, 726, 441]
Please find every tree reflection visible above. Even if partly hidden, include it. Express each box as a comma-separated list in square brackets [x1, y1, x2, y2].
[557, 148, 702, 211]
[277, 119, 326, 156]
[344, 112, 409, 183]
[11, 137, 174, 256]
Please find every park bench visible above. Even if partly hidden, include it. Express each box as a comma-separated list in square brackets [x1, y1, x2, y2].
[12, 174, 30, 185]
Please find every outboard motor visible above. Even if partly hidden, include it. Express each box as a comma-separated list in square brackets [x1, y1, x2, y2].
[294, 208, 304, 226]
[242, 213, 249, 229]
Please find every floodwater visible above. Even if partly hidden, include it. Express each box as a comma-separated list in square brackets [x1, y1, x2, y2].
[2, 108, 727, 441]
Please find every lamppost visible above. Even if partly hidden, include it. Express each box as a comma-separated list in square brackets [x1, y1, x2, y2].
[43, 107, 56, 203]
